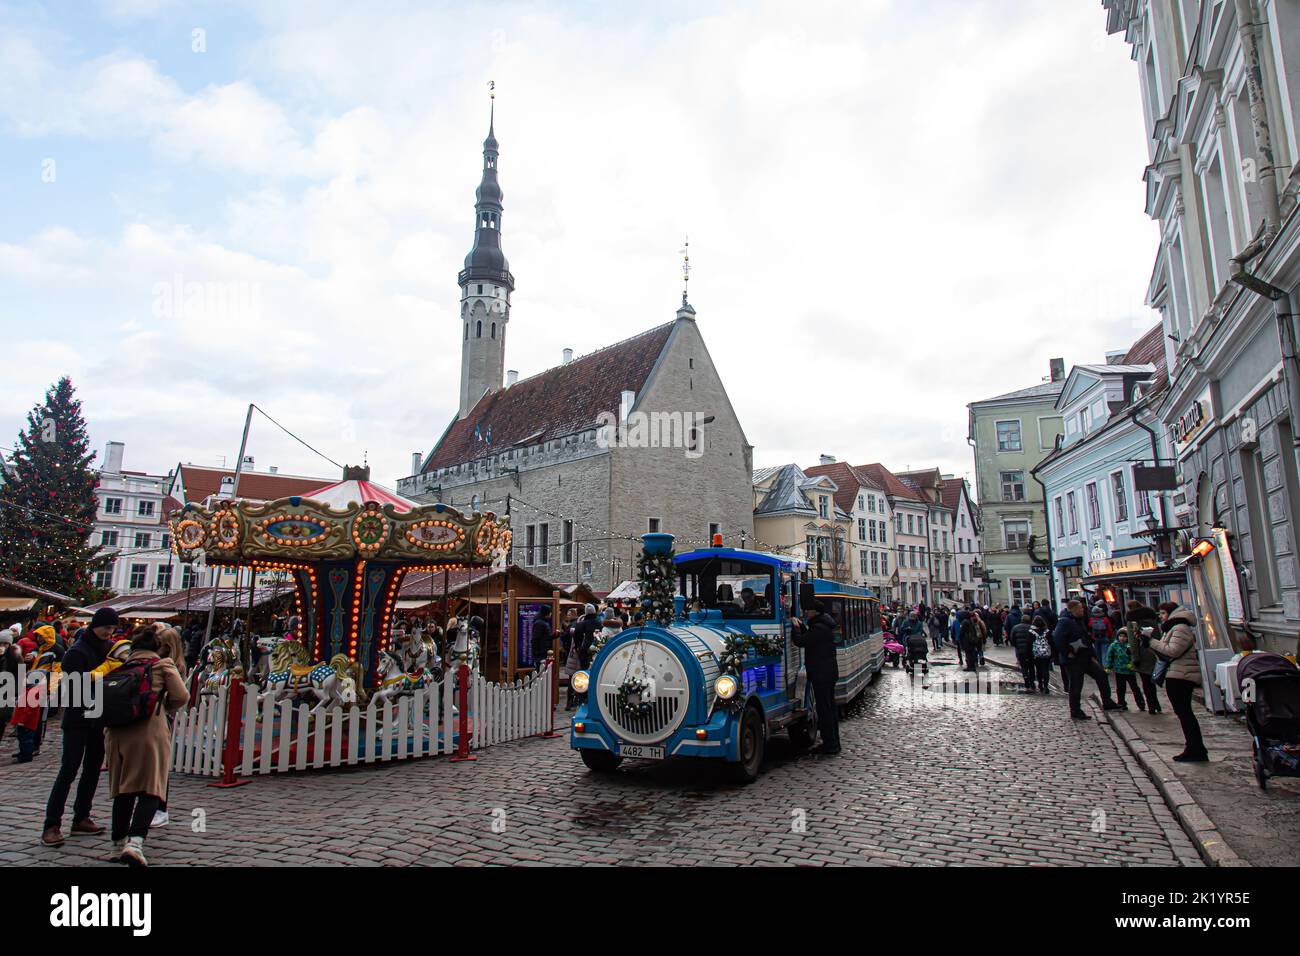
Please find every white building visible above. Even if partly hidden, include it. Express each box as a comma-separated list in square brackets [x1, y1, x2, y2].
[92, 442, 177, 595]
[1103, 0, 1300, 655]
[945, 476, 984, 605]
[803, 457, 894, 597]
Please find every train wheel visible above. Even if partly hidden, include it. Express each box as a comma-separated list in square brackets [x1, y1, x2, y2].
[580, 749, 623, 773]
[727, 706, 765, 784]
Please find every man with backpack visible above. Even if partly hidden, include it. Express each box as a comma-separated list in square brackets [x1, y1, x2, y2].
[1053, 599, 1121, 720]
[41, 607, 119, 847]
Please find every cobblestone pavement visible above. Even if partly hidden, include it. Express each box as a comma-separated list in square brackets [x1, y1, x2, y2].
[0, 654, 1203, 866]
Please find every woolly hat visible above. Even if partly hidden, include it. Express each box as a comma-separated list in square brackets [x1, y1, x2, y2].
[90, 607, 120, 630]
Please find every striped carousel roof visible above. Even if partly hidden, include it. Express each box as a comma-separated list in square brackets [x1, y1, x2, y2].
[300, 477, 417, 511]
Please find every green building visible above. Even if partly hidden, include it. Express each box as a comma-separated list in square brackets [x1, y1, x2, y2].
[967, 365, 1065, 608]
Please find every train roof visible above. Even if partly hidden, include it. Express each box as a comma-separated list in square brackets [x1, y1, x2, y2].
[673, 547, 808, 572]
[812, 579, 880, 600]
[673, 549, 877, 600]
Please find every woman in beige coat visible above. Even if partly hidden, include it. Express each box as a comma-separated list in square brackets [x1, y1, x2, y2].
[149, 627, 188, 829]
[106, 625, 190, 866]
[1148, 603, 1207, 762]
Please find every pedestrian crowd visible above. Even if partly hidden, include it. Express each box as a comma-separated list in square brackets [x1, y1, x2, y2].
[879, 595, 1207, 760]
[1, 607, 192, 867]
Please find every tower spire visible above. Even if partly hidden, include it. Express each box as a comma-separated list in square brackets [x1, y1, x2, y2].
[677, 235, 696, 319]
[458, 83, 514, 419]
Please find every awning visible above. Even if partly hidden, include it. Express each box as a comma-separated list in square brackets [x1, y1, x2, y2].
[119, 610, 181, 620]
[1081, 566, 1187, 587]
[1054, 557, 1082, 568]
[0, 598, 37, 611]
[395, 599, 435, 609]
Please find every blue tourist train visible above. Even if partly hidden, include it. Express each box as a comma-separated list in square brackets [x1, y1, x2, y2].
[569, 541, 885, 782]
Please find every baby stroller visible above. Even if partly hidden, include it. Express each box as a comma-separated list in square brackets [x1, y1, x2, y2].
[903, 633, 929, 677]
[883, 632, 904, 669]
[1238, 653, 1300, 791]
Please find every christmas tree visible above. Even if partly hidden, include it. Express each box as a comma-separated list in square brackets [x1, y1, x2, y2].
[637, 537, 676, 626]
[0, 377, 108, 602]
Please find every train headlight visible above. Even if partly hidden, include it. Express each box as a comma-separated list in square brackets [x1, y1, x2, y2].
[714, 674, 739, 700]
[571, 670, 590, 694]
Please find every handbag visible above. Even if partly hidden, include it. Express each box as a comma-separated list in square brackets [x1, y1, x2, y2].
[1151, 634, 1192, 686]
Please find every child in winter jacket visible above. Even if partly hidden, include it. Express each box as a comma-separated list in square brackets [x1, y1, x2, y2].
[1105, 628, 1147, 711]
[8, 672, 48, 762]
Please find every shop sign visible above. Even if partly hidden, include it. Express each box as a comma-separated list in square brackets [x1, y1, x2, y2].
[1172, 389, 1213, 451]
[1214, 528, 1244, 624]
[1088, 551, 1158, 576]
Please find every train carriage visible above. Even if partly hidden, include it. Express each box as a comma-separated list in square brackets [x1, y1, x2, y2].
[569, 543, 885, 782]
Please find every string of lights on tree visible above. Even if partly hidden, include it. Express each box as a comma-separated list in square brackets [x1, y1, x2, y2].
[0, 377, 110, 602]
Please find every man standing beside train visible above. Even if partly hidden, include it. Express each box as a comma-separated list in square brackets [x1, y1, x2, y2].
[791, 601, 840, 756]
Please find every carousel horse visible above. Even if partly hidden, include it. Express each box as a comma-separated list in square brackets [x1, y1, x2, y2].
[269, 634, 311, 673]
[261, 653, 359, 712]
[198, 639, 246, 696]
[370, 650, 439, 707]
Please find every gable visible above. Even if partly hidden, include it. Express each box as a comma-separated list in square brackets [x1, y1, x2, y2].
[1056, 368, 1104, 413]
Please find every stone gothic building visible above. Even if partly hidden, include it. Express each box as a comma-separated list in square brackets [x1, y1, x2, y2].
[397, 108, 754, 592]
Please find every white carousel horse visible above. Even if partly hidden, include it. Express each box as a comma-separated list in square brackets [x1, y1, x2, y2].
[260, 653, 358, 712]
[370, 650, 439, 707]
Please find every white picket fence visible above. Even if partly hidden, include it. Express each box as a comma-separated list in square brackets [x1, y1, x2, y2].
[169, 686, 227, 778]
[170, 663, 555, 778]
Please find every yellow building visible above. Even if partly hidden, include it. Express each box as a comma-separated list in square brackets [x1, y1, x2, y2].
[751, 464, 852, 582]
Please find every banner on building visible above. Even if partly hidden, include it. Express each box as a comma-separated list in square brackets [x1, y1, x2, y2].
[1134, 465, 1178, 491]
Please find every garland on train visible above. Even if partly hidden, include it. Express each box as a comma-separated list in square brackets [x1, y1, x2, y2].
[615, 676, 654, 718]
[637, 546, 676, 627]
[716, 631, 784, 711]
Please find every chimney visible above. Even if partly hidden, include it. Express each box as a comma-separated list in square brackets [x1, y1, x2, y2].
[241, 454, 255, 471]
[103, 441, 124, 474]
[411, 452, 422, 476]
[1105, 350, 1127, 365]
[218, 475, 235, 498]
[1049, 358, 1065, 382]
[819, 454, 836, 465]
[562, 348, 574, 365]
[506, 369, 518, 387]
[269, 466, 278, 474]
[620, 389, 636, 422]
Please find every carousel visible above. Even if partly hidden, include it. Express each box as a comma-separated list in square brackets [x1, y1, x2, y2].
[170, 464, 511, 696]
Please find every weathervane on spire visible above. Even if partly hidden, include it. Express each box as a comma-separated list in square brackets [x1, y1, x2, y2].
[679, 236, 691, 307]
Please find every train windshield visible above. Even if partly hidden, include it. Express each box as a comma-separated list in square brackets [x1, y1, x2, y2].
[676, 555, 778, 620]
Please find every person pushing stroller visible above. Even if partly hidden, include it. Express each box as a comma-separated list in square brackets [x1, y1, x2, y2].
[903, 627, 929, 676]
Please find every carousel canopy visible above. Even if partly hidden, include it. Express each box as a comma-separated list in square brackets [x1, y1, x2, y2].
[300, 472, 416, 511]
[169, 464, 510, 566]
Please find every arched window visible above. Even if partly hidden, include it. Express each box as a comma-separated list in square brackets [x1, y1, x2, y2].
[491, 322, 496, 339]
[464, 322, 469, 341]
[476, 320, 482, 338]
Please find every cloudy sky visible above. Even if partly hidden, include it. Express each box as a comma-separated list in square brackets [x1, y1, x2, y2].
[0, 0, 1159, 488]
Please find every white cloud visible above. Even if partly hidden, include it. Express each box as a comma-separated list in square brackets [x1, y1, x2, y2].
[0, 0, 1159, 489]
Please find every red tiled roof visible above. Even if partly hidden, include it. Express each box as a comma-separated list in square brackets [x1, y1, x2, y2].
[424, 323, 676, 471]
[1122, 323, 1168, 388]
[938, 477, 965, 512]
[855, 463, 924, 502]
[802, 461, 883, 514]
[173, 465, 333, 505]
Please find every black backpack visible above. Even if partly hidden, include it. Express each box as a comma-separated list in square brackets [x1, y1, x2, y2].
[100, 660, 164, 727]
